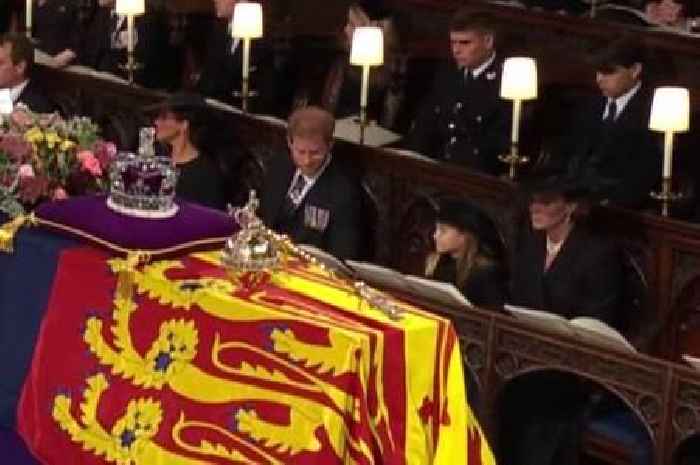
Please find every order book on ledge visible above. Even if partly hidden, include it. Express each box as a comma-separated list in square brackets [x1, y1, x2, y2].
[346, 260, 637, 354]
[346, 260, 474, 310]
[505, 304, 637, 354]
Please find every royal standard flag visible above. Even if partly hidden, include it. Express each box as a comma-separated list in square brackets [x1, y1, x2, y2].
[2, 229, 494, 465]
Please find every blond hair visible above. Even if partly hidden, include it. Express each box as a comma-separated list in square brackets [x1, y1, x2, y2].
[425, 230, 493, 289]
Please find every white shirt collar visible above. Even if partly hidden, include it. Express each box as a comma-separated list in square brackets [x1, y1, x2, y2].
[603, 81, 642, 121]
[288, 153, 332, 204]
[469, 52, 496, 78]
[8, 79, 29, 104]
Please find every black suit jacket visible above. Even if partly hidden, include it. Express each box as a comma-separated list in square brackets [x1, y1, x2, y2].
[404, 59, 511, 174]
[561, 86, 661, 208]
[34, 0, 80, 56]
[510, 225, 623, 327]
[260, 154, 365, 260]
[81, 7, 173, 89]
[196, 20, 275, 113]
[17, 80, 54, 114]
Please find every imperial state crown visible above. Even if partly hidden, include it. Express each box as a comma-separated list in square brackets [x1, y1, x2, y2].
[106, 127, 179, 218]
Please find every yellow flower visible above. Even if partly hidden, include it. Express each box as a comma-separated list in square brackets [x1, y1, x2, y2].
[24, 127, 44, 144]
[44, 131, 61, 149]
[59, 139, 76, 152]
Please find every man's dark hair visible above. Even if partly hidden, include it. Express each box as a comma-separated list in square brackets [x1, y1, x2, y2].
[0, 33, 34, 78]
[590, 38, 645, 73]
[449, 9, 497, 37]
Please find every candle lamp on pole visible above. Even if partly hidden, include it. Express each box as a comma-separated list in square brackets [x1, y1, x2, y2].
[25, 0, 33, 39]
[349, 26, 384, 145]
[231, 2, 263, 113]
[115, 0, 145, 85]
[498, 56, 538, 180]
[649, 86, 690, 216]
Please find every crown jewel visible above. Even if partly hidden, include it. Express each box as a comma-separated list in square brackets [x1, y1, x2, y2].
[222, 190, 281, 275]
[106, 127, 179, 219]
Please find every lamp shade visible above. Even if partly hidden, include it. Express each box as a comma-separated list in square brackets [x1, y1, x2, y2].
[115, 0, 145, 15]
[231, 2, 263, 39]
[350, 27, 384, 66]
[500, 57, 538, 100]
[649, 86, 690, 132]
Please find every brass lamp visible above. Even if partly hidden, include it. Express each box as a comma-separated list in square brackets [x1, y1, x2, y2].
[649, 86, 690, 216]
[231, 1, 263, 113]
[350, 26, 384, 145]
[499, 57, 538, 180]
[115, 0, 145, 84]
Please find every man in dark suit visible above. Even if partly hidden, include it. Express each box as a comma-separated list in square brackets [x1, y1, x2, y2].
[260, 106, 365, 260]
[404, 10, 511, 175]
[559, 39, 661, 209]
[196, 0, 275, 113]
[81, 0, 174, 89]
[0, 34, 53, 113]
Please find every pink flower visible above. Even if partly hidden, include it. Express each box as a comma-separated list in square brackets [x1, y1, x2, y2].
[77, 150, 93, 162]
[10, 109, 33, 128]
[92, 141, 117, 169]
[78, 151, 102, 176]
[105, 141, 117, 158]
[18, 163, 35, 178]
[52, 187, 68, 200]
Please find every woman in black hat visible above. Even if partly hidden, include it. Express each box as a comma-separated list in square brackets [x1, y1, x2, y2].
[510, 171, 623, 323]
[151, 93, 228, 210]
[501, 170, 625, 465]
[424, 199, 507, 309]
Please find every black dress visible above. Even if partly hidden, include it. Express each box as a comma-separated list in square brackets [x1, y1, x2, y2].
[430, 255, 506, 309]
[175, 155, 227, 211]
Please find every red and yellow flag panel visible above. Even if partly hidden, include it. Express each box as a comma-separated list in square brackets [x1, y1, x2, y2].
[17, 247, 495, 465]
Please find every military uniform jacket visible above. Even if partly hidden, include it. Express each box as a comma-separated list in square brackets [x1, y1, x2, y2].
[404, 59, 511, 174]
[260, 153, 365, 260]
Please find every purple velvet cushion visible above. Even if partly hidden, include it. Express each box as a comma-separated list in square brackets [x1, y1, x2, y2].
[0, 428, 39, 465]
[35, 196, 236, 255]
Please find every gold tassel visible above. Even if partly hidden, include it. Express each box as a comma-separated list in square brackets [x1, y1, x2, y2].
[0, 213, 36, 254]
[115, 251, 152, 301]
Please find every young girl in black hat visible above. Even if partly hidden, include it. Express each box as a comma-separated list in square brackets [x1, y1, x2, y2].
[424, 199, 507, 309]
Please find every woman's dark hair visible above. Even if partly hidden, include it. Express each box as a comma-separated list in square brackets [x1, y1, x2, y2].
[171, 106, 211, 155]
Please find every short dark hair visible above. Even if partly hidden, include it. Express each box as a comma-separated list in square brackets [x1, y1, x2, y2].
[0, 33, 34, 77]
[449, 9, 497, 37]
[287, 106, 335, 144]
[590, 38, 645, 73]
